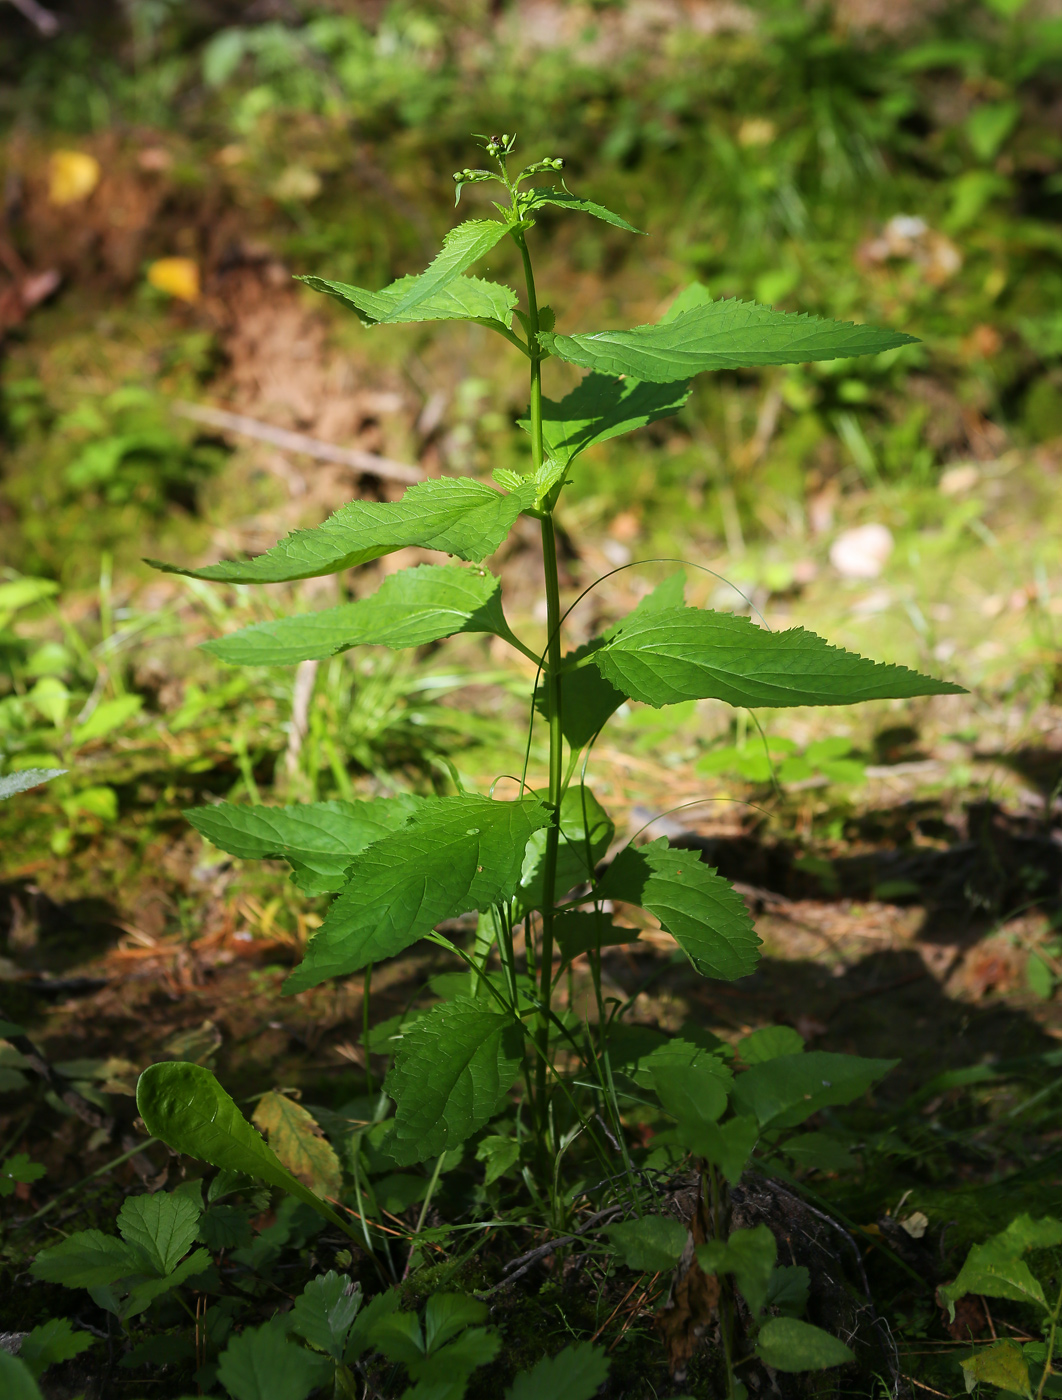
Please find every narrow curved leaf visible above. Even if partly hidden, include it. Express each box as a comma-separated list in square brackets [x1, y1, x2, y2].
[205, 565, 515, 667]
[597, 838, 761, 980]
[589, 607, 963, 709]
[384, 995, 524, 1165]
[285, 795, 551, 991]
[136, 1062, 350, 1235]
[505, 1341, 610, 1400]
[520, 373, 689, 466]
[524, 188, 644, 234]
[541, 298, 917, 382]
[731, 1051, 897, 1129]
[0, 769, 66, 801]
[148, 477, 537, 584]
[301, 272, 516, 328]
[251, 1093, 342, 1198]
[301, 219, 509, 324]
[186, 793, 424, 895]
[756, 1317, 854, 1372]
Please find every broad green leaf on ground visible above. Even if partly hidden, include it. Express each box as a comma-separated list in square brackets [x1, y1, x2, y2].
[767, 1265, 811, 1318]
[505, 1342, 610, 1400]
[0, 769, 65, 801]
[553, 911, 637, 965]
[738, 1026, 805, 1063]
[781, 1132, 857, 1173]
[186, 794, 424, 895]
[301, 219, 509, 323]
[384, 995, 523, 1165]
[345, 1287, 401, 1363]
[940, 1216, 1062, 1316]
[117, 1190, 202, 1275]
[683, 1115, 760, 1184]
[217, 1320, 330, 1400]
[407, 1328, 500, 1385]
[756, 1318, 855, 1372]
[285, 795, 551, 991]
[290, 1271, 360, 1361]
[630, 1031, 733, 1091]
[697, 1224, 777, 1315]
[652, 1060, 730, 1130]
[731, 1051, 897, 1129]
[516, 785, 613, 913]
[523, 188, 644, 234]
[149, 477, 537, 584]
[206, 565, 517, 667]
[960, 1341, 1032, 1398]
[519, 374, 689, 466]
[117, 1250, 212, 1322]
[136, 1062, 350, 1234]
[588, 608, 963, 709]
[608, 1215, 689, 1272]
[597, 838, 761, 979]
[301, 272, 516, 329]
[0, 1352, 43, 1400]
[0, 1154, 46, 1195]
[540, 297, 917, 382]
[30, 1230, 140, 1288]
[476, 1134, 520, 1186]
[541, 572, 688, 746]
[18, 1318, 94, 1379]
[251, 1093, 342, 1198]
[73, 693, 143, 744]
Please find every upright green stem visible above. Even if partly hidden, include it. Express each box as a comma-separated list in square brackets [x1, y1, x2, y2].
[515, 228, 563, 1148]
[1035, 1280, 1062, 1400]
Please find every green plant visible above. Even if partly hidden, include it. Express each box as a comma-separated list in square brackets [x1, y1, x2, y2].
[128, 135, 959, 1387]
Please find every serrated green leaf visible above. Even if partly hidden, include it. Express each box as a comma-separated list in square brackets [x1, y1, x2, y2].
[384, 995, 524, 1165]
[290, 1271, 360, 1361]
[756, 1317, 854, 1372]
[197, 1203, 254, 1250]
[300, 219, 509, 324]
[597, 838, 761, 979]
[685, 1114, 760, 1184]
[476, 1134, 520, 1186]
[960, 1340, 1032, 1398]
[285, 795, 551, 991]
[0, 1352, 44, 1400]
[217, 1319, 330, 1400]
[149, 477, 537, 584]
[608, 1215, 689, 1272]
[423, 1295, 488, 1354]
[18, 1317, 94, 1379]
[252, 1093, 342, 1198]
[553, 911, 637, 966]
[301, 272, 516, 329]
[541, 297, 917, 383]
[0, 1154, 45, 1196]
[30, 1229, 141, 1288]
[541, 572, 689, 747]
[505, 1341, 610, 1400]
[119, 1249, 212, 1321]
[652, 1059, 730, 1131]
[731, 1051, 897, 1129]
[698, 1224, 777, 1315]
[117, 1190, 202, 1275]
[523, 188, 644, 234]
[0, 769, 65, 802]
[408, 1328, 500, 1385]
[206, 565, 515, 667]
[589, 607, 963, 709]
[519, 373, 689, 467]
[186, 793, 424, 895]
[516, 785, 613, 914]
[136, 1062, 351, 1236]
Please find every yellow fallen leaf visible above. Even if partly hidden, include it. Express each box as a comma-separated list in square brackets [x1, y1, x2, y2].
[252, 1091, 341, 1198]
[48, 150, 101, 206]
[147, 257, 200, 303]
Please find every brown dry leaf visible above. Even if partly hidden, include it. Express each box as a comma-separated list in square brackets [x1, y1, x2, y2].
[655, 1171, 720, 1379]
[147, 257, 200, 303]
[252, 1091, 341, 1198]
[48, 150, 101, 205]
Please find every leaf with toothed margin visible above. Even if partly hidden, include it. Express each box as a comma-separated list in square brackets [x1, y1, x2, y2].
[284, 796, 552, 992]
[204, 564, 517, 667]
[541, 297, 917, 383]
[519, 374, 690, 467]
[522, 188, 644, 234]
[587, 607, 964, 709]
[147, 477, 538, 585]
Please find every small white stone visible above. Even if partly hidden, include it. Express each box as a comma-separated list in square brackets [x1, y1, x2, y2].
[829, 523, 894, 579]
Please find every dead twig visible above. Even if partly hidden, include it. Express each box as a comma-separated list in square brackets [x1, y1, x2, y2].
[477, 1204, 625, 1297]
[172, 401, 424, 485]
